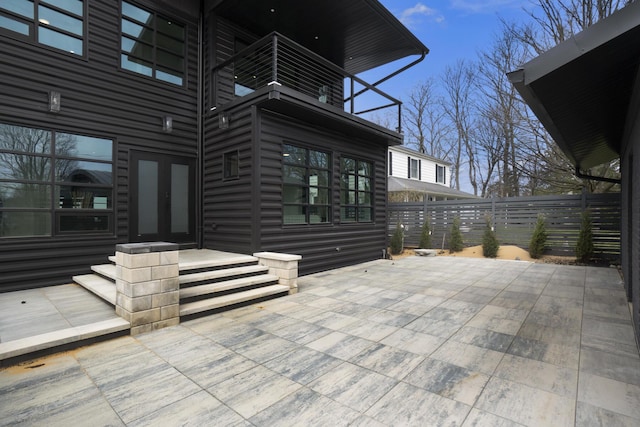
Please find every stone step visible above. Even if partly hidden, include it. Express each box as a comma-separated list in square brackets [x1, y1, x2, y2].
[180, 265, 269, 286]
[180, 284, 290, 317]
[180, 274, 279, 299]
[91, 264, 117, 280]
[73, 274, 116, 305]
[178, 252, 259, 272]
[0, 317, 130, 362]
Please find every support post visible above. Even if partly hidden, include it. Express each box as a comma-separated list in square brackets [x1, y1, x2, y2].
[115, 242, 180, 335]
[253, 252, 302, 294]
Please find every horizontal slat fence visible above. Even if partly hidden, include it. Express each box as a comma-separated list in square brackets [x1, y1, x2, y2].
[389, 192, 621, 259]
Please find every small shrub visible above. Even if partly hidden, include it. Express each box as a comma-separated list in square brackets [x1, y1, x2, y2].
[576, 210, 594, 263]
[449, 217, 464, 253]
[390, 222, 404, 255]
[529, 214, 547, 259]
[482, 217, 499, 258]
[419, 220, 432, 249]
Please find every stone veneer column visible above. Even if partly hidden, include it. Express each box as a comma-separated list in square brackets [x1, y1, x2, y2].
[115, 242, 180, 335]
[253, 252, 302, 294]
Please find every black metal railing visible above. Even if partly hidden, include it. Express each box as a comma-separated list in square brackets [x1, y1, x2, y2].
[212, 32, 402, 132]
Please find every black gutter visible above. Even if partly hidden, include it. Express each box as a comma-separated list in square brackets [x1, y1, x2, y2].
[575, 166, 621, 185]
[196, 2, 204, 248]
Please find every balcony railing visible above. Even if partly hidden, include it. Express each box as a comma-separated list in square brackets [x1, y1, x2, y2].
[212, 32, 402, 133]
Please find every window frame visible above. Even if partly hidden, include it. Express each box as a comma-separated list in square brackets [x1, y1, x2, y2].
[340, 156, 374, 224]
[408, 157, 421, 180]
[223, 150, 239, 181]
[436, 164, 446, 184]
[0, 122, 115, 238]
[0, 0, 87, 57]
[120, 0, 186, 86]
[282, 144, 332, 226]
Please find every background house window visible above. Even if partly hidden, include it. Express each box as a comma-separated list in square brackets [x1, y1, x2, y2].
[0, 0, 86, 56]
[223, 150, 239, 179]
[0, 123, 114, 237]
[121, 1, 185, 85]
[409, 157, 421, 179]
[341, 157, 373, 223]
[282, 144, 330, 225]
[436, 164, 446, 184]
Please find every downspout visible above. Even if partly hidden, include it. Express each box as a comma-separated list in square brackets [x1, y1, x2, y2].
[196, 3, 204, 248]
[575, 166, 621, 185]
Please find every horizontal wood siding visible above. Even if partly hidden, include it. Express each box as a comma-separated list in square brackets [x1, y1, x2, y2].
[258, 111, 388, 275]
[389, 193, 621, 258]
[0, 1, 200, 291]
[202, 106, 255, 253]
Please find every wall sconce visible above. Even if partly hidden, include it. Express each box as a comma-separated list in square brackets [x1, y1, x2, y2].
[219, 112, 230, 129]
[49, 91, 61, 113]
[163, 115, 172, 133]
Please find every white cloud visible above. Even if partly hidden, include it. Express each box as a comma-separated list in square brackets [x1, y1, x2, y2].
[449, 0, 526, 14]
[399, 3, 445, 26]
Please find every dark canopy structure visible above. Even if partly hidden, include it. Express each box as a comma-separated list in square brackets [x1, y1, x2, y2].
[508, 1, 640, 170]
[207, 0, 429, 74]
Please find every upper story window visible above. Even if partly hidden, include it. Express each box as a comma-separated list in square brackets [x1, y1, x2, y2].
[0, 0, 85, 56]
[436, 165, 446, 184]
[121, 1, 185, 86]
[341, 157, 373, 223]
[282, 144, 331, 225]
[0, 123, 114, 237]
[409, 157, 421, 180]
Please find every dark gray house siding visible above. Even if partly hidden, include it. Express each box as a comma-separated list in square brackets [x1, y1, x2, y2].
[0, 0, 200, 291]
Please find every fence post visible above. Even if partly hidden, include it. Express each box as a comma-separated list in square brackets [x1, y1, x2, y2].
[491, 197, 496, 229]
[581, 186, 587, 210]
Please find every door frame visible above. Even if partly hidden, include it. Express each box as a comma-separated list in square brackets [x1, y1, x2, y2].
[129, 150, 196, 244]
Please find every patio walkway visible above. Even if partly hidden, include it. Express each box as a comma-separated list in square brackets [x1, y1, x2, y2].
[1, 256, 639, 426]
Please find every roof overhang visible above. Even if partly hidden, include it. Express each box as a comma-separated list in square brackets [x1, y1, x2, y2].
[206, 0, 429, 75]
[508, 1, 640, 170]
[388, 176, 479, 199]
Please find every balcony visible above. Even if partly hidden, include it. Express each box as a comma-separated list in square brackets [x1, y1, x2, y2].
[212, 32, 402, 133]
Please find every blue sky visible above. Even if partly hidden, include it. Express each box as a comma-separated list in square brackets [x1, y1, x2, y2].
[366, 0, 531, 97]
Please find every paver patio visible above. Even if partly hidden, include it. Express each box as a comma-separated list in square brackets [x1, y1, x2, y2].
[1, 256, 639, 426]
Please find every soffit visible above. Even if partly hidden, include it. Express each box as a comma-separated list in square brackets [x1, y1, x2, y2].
[207, 0, 428, 74]
[509, 2, 640, 170]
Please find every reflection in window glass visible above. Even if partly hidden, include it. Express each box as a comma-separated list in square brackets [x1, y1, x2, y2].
[0, 122, 113, 237]
[341, 157, 373, 223]
[56, 133, 112, 161]
[39, 26, 82, 53]
[59, 214, 109, 232]
[0, 15, 30, 35]
[121, 1, 184, 85]
[283, 144, 330, 225]
[0, 0, 85, 55]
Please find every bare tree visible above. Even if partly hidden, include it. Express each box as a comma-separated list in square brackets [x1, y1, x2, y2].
[441, 59, 476, 191]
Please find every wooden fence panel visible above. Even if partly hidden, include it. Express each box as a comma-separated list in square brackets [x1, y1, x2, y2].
[389, 193, 621, 259]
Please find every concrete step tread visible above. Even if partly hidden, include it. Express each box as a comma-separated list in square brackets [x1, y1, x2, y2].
[73, 274, 116, 305]
[180, 274, 280, 299]
[179, 265, 269, 285]
[180, 284, 290, 317]
[91, 264, 117, 280]
[179, 254, 259, 271]
[0, 317, 130, 361]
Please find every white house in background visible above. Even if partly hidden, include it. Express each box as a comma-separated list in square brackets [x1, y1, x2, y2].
[388, 145, 478, 201]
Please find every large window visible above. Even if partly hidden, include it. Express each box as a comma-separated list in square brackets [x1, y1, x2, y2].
[0, 123, 114, 237]
[282, 144, 330, 225]
[0, 0, 85, 56]
[341, 157, 373, 223]
[121, 1, 185, 85]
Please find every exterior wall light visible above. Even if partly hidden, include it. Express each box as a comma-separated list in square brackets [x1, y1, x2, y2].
[163, 116, 173, 133]
[49, 91, 61, 113]
[219, 112, 230, 129]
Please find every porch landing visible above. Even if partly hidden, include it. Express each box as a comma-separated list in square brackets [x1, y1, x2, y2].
[0, 249, 291, 364]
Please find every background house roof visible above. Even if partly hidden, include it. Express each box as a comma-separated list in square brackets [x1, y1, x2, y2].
[388, 176, 479, 199]
[207, 0, 429, 75]
[508, 1, 640, 170]
[390, 145, 452, 166]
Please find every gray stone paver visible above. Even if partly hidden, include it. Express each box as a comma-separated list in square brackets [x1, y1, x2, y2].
[1, 256, 640, 426]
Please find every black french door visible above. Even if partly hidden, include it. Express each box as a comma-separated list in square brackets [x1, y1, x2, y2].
[130, 151, 195, 243]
